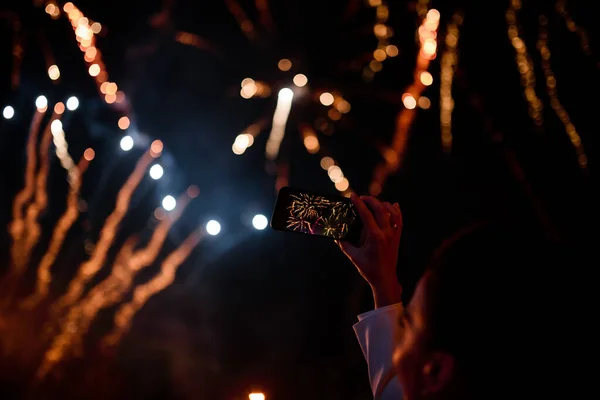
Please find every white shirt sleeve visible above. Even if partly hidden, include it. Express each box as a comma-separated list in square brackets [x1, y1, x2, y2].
[353, 303, 404, 400]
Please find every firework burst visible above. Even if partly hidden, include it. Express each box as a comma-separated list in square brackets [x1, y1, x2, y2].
[287, 193, 331, 220]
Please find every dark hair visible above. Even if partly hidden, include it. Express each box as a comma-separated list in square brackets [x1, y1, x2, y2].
[422, 221, 552, 393]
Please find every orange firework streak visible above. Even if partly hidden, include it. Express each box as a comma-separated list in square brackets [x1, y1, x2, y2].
[22, 156, 92, 308]
[369, 11, 439, 196]
[48, 194, 192, 360]
[255, 0, 275, 32]
[102, 228, 204, 347]
[36, 237, 137, 379]
[20, 113, 61, 269]
[9, 110, 46, 259]
[52, 150, 154, 314]
[224, 0, 257, 41]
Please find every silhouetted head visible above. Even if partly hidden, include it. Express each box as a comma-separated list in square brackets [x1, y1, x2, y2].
[393, 222, 549, 400]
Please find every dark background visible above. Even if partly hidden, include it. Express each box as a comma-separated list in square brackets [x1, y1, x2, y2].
[0, 0, 596, 399]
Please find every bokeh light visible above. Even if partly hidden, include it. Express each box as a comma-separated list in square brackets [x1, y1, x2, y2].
[402, 93, 417, 109]
[373, 49, 387, 61]
[277, 58, 292, 71]
[118, 116, 130, 130]
[3, 106, 14, 119]
[293, 74, 308, 87]
[51, 119, 63, 134]
[418, 96, 431, 109]
[54, 102, 65, 114]
[235, 134, 250, 148]
[206, 220, 221, 236]
[48, 65, 60, 80]
[252, 214, 268, 230]
[120, 135, 134, 151]
[319, 92, 334, 106]
[241, 80, 258, 99]
[162, 195, 176, 211]
[83, 148, 95, 161]
[150, 140, 164, 157]
[154, 207, 166, 221]
[320, 156, 334, 170]
[328, 108, 342, 121]
[232, 131, 255, 155]
[88, 64, 101, 76]
[385, 45, 399, 57]
[420, 71, 433, 86]
[149, 164, 164, 180]
[427, 8, 441, 22]
[91, 22, 101, 34]
[278, 88, 294, 101]
[84, 47, 97, 62]
[35, 95, 48, 111]
[303, 136, 319, 154]
[422, 38, 437, 57]
[249, 393, 265, 400]
[66, 96, 79, 111]
[335, 178, 350, 192]
[327, 165, 343, 182]
[232, 143, 246, 155]
[187, 185, 200, 198]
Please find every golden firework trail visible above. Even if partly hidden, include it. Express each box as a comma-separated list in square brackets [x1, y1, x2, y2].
[36, 237, 137, 380]
[8, 110, 46, 265]
[20, 112, 61, 269]
[224, 0, 257, 41]
[102, 228, 203, 348]
[50, 193, 191, 359]
[51, 150, 154, 314]
[22, 155, 92, 308]
[369, 8, 439, 195]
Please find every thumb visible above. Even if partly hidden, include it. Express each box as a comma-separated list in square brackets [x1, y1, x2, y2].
[336, 239, 355, 256]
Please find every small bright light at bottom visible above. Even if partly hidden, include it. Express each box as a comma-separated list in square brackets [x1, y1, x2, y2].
[120, 135, 134, 151]
[66, 96, 79, 111]
[249, 393, 265, 400]
[3, 106, 14, 119]
[149, 164, 164, 180]
[206, 220, 221, 236]
[252, 214, 268, 230]
[162, 195, 176, 211]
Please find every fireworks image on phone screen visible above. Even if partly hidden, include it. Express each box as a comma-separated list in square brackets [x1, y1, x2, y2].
[286, 193, 357, 239]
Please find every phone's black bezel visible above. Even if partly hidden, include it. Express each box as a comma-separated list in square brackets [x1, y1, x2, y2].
[270, 186, 363, 245]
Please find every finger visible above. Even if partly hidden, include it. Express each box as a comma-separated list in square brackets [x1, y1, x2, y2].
[384, 203, 402, 233]
[336, 239, 358, 255]
[350, 193, 380, 235]
[387, 202, 401, 218]
[394, 202, 403, 230]
[363, 196, 391, 231]
[384, 203, 401, 224]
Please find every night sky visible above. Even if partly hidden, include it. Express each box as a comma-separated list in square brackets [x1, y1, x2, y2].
[0, 0, 596, 399]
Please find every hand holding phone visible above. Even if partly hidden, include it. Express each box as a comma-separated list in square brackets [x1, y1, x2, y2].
[270, 188, 403, 306]
[338, 194, 403, 308]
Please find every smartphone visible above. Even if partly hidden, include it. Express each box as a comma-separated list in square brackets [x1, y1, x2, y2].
[270, 187, 363, 245]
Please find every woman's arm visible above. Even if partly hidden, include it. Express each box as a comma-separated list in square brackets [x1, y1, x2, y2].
[338, 195, 404, 399]
[354, 303, 404, 399]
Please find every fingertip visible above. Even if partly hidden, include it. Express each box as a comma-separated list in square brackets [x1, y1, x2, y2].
[386, 202, 400, 217]
[362, 196, 382, 208]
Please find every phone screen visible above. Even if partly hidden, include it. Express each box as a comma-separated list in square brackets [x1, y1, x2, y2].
[270, 187, 362, 244]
